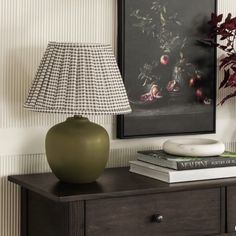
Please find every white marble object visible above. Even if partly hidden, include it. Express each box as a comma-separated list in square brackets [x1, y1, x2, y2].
[163, 138, 225, 157]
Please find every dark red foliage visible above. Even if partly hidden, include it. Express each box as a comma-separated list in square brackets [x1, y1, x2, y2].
[208, 13, 236, 104]
[221, 16, 236, 30]
[225, 72, 236, 87]
[219, 45, 227, 50]
[208, 13, 223, 25]
[225, 13, 232, 23]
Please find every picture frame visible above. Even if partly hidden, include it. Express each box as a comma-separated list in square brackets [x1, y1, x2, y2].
[117, 0, 217, 138]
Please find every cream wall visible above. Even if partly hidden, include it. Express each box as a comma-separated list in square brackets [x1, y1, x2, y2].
[0, 0, 236, 235]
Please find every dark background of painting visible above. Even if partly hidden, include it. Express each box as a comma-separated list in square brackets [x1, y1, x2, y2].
[117, 0, 216, 138]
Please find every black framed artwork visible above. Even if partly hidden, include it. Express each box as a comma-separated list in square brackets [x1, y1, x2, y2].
[117, 0, 216, 138]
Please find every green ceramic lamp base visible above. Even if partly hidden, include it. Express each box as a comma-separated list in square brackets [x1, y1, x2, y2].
[45, 116, 109, 184]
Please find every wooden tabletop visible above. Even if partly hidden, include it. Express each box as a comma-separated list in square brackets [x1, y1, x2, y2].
[8, 167, 236, 202]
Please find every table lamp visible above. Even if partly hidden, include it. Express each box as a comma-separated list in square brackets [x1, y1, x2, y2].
[24, 42, 131, 183]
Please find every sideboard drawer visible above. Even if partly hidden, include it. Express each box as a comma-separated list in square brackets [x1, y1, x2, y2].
[227, 186, 236, 233]
[86, 188, 221, 236]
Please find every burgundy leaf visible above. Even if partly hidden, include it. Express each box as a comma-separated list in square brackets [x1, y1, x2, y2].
[225, 72, 236, 87]
[220, 36, 227, 40]
[219, 45, 227, 50]
[223, 22, 236, 31]
[230, 16, 236, 23]
[217, 14, 223, 22]
[230, 54, 236, 60]
[225, 13, 232, 22]
[227, 48, 234, 52]
[209, 13, 223, 25]
[208, 13, 236, 105]
[218, 30, 233, 38]
[219, 69, 230, 88]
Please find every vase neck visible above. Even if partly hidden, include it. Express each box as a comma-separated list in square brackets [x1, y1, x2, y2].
[74, 115, 82, 119]
[66, 116, 89, 122]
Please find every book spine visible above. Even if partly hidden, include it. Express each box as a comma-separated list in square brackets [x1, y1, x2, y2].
[177, 159, 236, 170]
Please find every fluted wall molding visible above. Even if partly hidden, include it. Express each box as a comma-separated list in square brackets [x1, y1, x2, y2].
[1, 0, 236, 235]
[1, 141, 236, 236]
[0, 154, 51, 236]
[0, 1, 118, 235]
[0, 145, 159, 236]
[0, 0, 236, 155]
[0, 0, 236, 150]
[0, 0, 117, 129]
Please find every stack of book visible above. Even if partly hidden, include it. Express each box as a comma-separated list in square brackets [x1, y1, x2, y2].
[129, 150, 236, 183]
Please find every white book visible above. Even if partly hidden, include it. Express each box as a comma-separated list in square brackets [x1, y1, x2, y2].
[129, 160, 236, 183]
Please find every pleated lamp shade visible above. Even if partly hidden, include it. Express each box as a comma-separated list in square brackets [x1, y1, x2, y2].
[24, 42, 131, 115]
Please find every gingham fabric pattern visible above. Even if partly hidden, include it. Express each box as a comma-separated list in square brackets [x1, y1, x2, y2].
[24, 42, 131, 115]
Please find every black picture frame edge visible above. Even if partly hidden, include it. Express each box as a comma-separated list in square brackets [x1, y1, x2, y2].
[117, 0, 125, 138]
[117, 0, 217, 139]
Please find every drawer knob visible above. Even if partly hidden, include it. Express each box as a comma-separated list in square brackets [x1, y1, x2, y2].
[153, 214, 163, 223]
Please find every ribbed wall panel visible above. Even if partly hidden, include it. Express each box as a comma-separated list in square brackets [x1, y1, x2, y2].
[0, 154, 51, 236]
[1, 145, 163, 236]
[107, 145, 162, 167]
[1, 142, 236, 236]
[0, 0, 116, 128]
[216, 0, 236, 112]
[1, 0, 236, 236]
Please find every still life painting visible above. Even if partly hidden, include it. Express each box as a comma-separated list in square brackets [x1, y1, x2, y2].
[117, 0, 216, 138]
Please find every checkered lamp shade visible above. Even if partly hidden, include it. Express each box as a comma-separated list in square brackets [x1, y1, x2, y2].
[24, 42, 131, 115]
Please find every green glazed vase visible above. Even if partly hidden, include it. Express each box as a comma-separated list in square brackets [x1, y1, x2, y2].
[45, 116, 109, 184]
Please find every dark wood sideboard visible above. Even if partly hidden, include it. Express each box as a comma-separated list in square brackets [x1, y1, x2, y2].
[8, 167, 236, 236]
